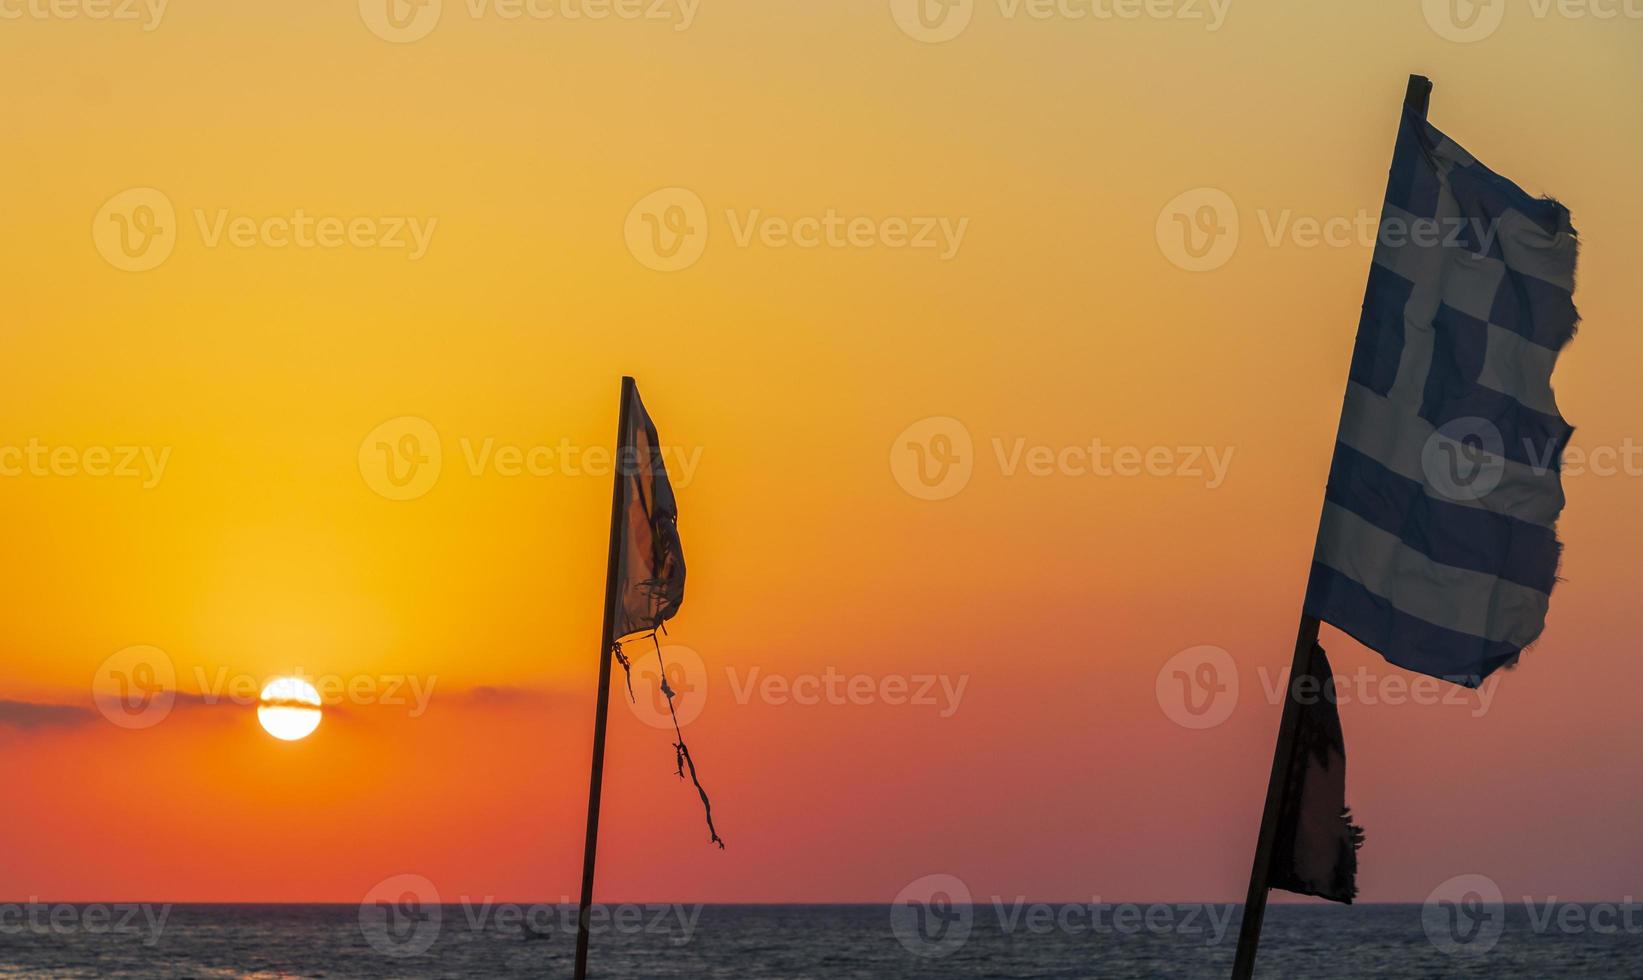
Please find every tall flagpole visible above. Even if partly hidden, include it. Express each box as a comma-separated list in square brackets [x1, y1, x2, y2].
[1229, 75, 1432, 980]
[574, 375, 637, 980]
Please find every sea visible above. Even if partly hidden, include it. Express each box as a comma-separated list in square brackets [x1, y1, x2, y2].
[0, 903, 1637, 978]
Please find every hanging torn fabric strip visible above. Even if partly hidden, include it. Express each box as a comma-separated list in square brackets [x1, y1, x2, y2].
[609, 383, 721, 848]
[650, 631, 723, 849]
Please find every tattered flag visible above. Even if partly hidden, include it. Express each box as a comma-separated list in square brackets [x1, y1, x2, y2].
[610, 384, 722, 849]
[613, 384, 686, 642]
[1269, 643, 1363, 904]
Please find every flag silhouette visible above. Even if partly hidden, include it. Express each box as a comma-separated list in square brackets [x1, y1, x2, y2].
[1269, 643, 1363, 904]
[607, 382, 722, 849]
[1306, 98, 1579, 685]
[613, 384, 686, 640]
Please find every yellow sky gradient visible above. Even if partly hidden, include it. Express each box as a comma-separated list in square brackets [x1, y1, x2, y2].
[1, 2, 1640, 902]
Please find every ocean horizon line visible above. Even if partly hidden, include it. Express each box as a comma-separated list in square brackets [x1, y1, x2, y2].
[6, 899, 1623, 907]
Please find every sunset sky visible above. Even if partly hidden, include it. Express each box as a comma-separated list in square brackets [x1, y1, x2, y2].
[2, 2, 1640, 907]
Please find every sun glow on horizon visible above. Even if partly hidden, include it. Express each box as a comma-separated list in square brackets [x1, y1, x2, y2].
[257, 678, 323, 742]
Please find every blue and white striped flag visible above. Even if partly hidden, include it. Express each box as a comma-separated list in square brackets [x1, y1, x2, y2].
[1305, 101, 1580, 687]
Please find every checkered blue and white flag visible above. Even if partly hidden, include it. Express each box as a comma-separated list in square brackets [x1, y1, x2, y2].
[1304, 100, 1580, 687]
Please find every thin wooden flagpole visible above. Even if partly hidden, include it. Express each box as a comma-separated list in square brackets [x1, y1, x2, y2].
[573, 375, 637, 980]
[1229, 75, 1432, 980]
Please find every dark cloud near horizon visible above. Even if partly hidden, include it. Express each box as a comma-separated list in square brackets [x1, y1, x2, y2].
[0, 684, 569, 735]
[452, 685, 575, 707]
[0, 700, 97, 731]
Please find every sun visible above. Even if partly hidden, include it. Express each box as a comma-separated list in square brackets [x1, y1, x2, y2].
[257, 677, 323, 741]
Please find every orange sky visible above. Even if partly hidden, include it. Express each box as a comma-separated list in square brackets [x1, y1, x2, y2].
[1, 3, 1641, 904]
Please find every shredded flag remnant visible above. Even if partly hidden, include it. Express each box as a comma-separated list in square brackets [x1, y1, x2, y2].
[1269, 643, 1364, 904]
[1306, 100, 1579, 687]
[611, 384, 723, 848]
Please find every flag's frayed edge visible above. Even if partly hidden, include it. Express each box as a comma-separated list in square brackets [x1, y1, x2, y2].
[1277, 807, 1366, 905]
[1546, 196, 1582, 348]
[614, 631, 726, 850]
[1338, 807, 1366, 904]
[1504, 198, 1578, 676]
[613, 645, 637, 702]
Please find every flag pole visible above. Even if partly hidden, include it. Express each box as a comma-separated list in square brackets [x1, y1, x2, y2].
[1229, 75, 1431, 980]
[1228, 614, 1320, 980]
[574, 375, 637, 980]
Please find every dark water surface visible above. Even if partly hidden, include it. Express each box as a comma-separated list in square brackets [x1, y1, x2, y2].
[0, 902, 1637, 978]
